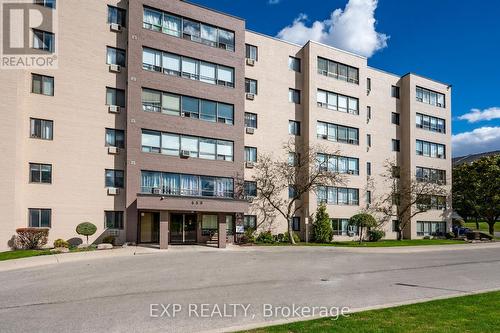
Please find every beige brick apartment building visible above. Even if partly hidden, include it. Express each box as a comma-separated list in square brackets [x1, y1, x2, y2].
[0, 0, 452, 250]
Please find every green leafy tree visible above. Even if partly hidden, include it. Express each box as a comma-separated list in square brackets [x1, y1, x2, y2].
[349, 213, 377, 243]
[312, 203, 333, 243]
[76, 222, 97, 245]
[454, 155, 500, 235]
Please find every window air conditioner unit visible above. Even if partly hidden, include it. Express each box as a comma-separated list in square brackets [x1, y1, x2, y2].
[246, 127, 255, 134]
[108, 105, 120, 113]
[247, 197, 254, 203]
[246, 93, 255, 100]
[152, 188, 162, 195]
[180, 150, 190, 158]
[109, 64, 121, 73]
[110, 23, 122, 32]
[108, 146, 119, 155]
[321, 134, 328, 139]
[245, 161, 255, 168]
[219, 43, 228, 50]
[246, 58, 255, 66]
[347, 170, 354, 175]
[107, 187, 119, 195]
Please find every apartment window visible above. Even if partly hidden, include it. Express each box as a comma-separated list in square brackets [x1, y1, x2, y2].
[392, 220, 400, 232]
[292, 217, 300, 231]
[32, 74, 54, 96]
[392, 193, 401, 206]
[29, 208, 51, 228]
[105, 169, 124, 188]
[245, 147, 257, 162]
[106, 47, 126, 67]
[317, 89, 359, 115]
[245, 44, 258, 61]
[317, 121, 359, 145]
[392, 112, 400, 125]
[142, 89, 233, 125]
[331, 218, 358, 236]
[30, 118, 53, 140]
[34, 0, 55, 9]
[317, 187, 359, 206]
[105, 129, 125, 148]
[317, 57, 359, 84]
[143, 7, 235, 52]
[105, 211, 124, 230]
[416, 87, 445, 108]
[143, 48, 235, 87]
[29, 163, 52, 184]
[288, 56, 301, 72]
[416, 113, 446, 133]
[33, 29, 54, 52]
[201, 215, 218, 235]
[141, 130, 233, 161]
[288, 186, 297, 199]
[106, 87, 126, 107]
[367, 78, 371, 91]
[244, 181, 257, 197]
[288, 152, 299, 166]
[392, 139, 400, 152]
[107, 6, 126, 26]
[317, 154, 359, 175]
[367, 162, 371, 176]
[416, 221, 447, 237]
[367, 106, 371, 120]
[391, 85, 400, 98]
[289, 89, 300, 104]
[243, 215, 257, 229]
[366, 191, 372, 206]
[417, 195, 447, 210]
[416, 140, 446, 159]
[416, 167, 446, 184]
[244, 112, 257, 128]
[367, 134, 372, 147]
[245, 78, 258, 94]
[289, 121, 301, 136]
[392, 166, 401, 178]
[141, 171, 233, 197]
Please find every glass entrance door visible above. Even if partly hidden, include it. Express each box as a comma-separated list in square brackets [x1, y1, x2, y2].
[170, 213, 197, 244]
[140, 212, 160, 243]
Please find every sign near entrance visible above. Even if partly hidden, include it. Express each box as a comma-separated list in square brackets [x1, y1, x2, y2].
[236, 225, 244, 234]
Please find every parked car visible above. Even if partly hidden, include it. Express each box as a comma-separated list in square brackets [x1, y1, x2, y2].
[453, 226, 471, 237]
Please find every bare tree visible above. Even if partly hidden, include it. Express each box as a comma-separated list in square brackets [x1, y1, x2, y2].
[251, 141, 343, 244]
[369, 160, 448, 240]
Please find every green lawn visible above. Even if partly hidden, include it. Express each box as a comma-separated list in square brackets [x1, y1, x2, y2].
[0, 246, 97, 261]
[0, 249, 52, 261]
[465, 221, 499, 234]
[241, 291, 500, 333]
[256, 239, 465, 247]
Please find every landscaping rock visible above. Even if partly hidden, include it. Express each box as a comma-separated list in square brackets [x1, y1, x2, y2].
[78, 244, 91, 249]
[97, 243, 113, 250]
[50, 247, 69, 253]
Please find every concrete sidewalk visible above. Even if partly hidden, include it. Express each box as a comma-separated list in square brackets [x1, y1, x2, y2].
[1, 242, 498, 273]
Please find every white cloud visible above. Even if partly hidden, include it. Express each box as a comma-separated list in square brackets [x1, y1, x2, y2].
[458, 107, 500, 123]
[276, 0, 388, 57]
[268, 0, 281, 4]
[452, 126, 500, 157]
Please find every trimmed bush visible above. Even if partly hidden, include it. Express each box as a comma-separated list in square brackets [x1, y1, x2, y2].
[15, 228, 49, 249]
[76, 222, 97, 244]
[313, 203, 333, 243]
[423, 235, 431, 240]
[445, 232, 455, 239]
[241, 228, 256, 244]
[368, 229, 385, 242]
[54, 239, 70, 248]
[349, 213, 378, 243]
[283, 231, 300, 243]
[102, 235, 116, 245]
[256, 231, 274, 243]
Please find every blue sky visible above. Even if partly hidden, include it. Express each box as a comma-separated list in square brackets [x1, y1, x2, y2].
[189, 0, 500, 157]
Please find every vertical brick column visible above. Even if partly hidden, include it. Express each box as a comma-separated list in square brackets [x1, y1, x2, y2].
[218, 213, 227, 249]
[159, 211, 169, 249]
